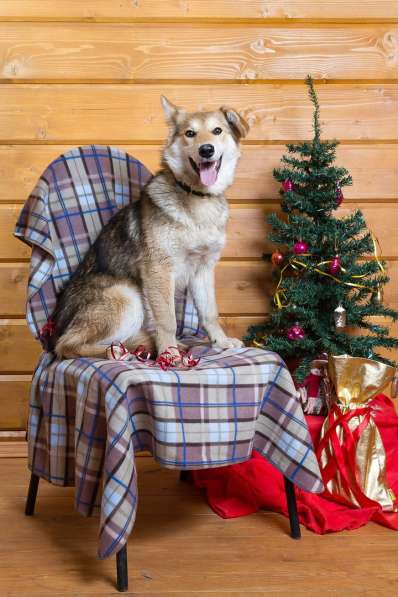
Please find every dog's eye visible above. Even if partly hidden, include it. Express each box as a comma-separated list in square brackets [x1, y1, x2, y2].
[212, 127, 222, 135]
[185, 129, 196, 138]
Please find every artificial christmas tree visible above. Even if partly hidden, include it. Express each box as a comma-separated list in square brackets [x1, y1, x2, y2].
[245, 76, 398, 382]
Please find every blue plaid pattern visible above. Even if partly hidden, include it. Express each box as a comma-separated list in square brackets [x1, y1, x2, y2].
[15, 145, 323, 559]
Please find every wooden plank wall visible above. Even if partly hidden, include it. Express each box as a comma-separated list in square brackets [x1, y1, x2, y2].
[1, 1, 398, 438]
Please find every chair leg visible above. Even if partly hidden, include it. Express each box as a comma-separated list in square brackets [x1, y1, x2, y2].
[284, 476, 301, 539]
[179, 470, 189, 482]
[25, 473, 40, 516]
[116, 544, 128, 592]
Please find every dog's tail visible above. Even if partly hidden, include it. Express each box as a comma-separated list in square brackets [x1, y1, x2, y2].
[54, 330, 107, 359]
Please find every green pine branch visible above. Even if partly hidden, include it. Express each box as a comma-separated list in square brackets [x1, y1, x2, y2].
[245, 75, 398, 382]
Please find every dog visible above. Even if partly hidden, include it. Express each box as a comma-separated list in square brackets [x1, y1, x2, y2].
[52, 96, 249, 360]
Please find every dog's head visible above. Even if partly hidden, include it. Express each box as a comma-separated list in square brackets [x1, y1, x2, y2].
[161, 96, 249, 195]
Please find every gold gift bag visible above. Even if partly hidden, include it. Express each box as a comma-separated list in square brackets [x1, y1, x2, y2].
[317, 355, 397, 511]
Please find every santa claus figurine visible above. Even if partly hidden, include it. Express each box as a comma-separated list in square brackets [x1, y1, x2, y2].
[297, 354, 331, 415]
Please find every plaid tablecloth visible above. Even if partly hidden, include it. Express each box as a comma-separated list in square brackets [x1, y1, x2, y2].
[15, 145, 323, 559]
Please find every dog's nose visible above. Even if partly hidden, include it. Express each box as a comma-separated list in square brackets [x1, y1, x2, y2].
[198, 144, 215, 159]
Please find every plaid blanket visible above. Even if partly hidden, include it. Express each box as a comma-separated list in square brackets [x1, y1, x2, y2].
[15, 145, 323, 559]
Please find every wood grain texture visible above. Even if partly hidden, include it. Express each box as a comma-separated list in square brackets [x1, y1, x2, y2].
[0, 1, 397, 20]
[0, 376, 30, 429]
[217, 260, 398, 314]
[0, 319, 40, 372]
[225, 203, 398, 259]
[5, 202, 398, 260]
[2, 260, 398, 318]
[0, 441, 27, 457]
[1, 458, 398, 594]
[3, 84, 398, 142]
[3, 144, 398, 203]
[1, 23, 398, 81]
[0, 261, 268, 318]
[2, 1, 398, 440]
[0, 264, 29, 314]
[0, 205, 31, 259]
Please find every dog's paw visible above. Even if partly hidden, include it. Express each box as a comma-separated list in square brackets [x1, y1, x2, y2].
[213, 336, 244, 350]
[157, 344, 180, 358]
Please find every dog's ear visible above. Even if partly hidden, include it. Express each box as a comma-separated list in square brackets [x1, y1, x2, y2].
[220, 107, 250, 140]
[161, 96, 185, 130]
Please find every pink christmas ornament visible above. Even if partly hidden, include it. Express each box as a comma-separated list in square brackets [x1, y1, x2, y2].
[282, 179, 293, 192]
[287, 324, 305, 341]
[293, 240, 309, 255]
[329, 255, 341, 275]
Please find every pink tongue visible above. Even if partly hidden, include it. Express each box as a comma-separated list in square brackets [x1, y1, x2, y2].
[199, 162, 218, 186]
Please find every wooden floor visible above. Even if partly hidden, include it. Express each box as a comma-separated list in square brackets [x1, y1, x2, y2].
[1, 458, 398, 596]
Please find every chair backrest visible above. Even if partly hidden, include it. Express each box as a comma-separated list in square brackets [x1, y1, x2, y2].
[14, 145, 202, 347]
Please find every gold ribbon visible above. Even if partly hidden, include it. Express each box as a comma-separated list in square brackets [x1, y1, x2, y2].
[273, 255, 379, 310]
[273, 260, 295, 309]
[371, 233, 385, 274]
[293, 258, 376, 291]
[271, 231, 386, 310]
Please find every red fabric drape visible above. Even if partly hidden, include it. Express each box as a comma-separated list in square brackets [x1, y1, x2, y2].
[191, 395, 398, 533]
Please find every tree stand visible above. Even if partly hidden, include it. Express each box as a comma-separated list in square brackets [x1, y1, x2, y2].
[25, 470, 301, 592]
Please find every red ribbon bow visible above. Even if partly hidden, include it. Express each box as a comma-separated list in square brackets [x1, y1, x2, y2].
[107, 342, 200, 370]
[40, 318, 56, 338]
[153, 346, 200, 371]
[316, 403, 379, 509]
[132, 345, 152, 362]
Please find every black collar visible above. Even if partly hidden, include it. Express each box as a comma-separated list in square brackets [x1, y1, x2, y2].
[175, 178, 212, 197]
